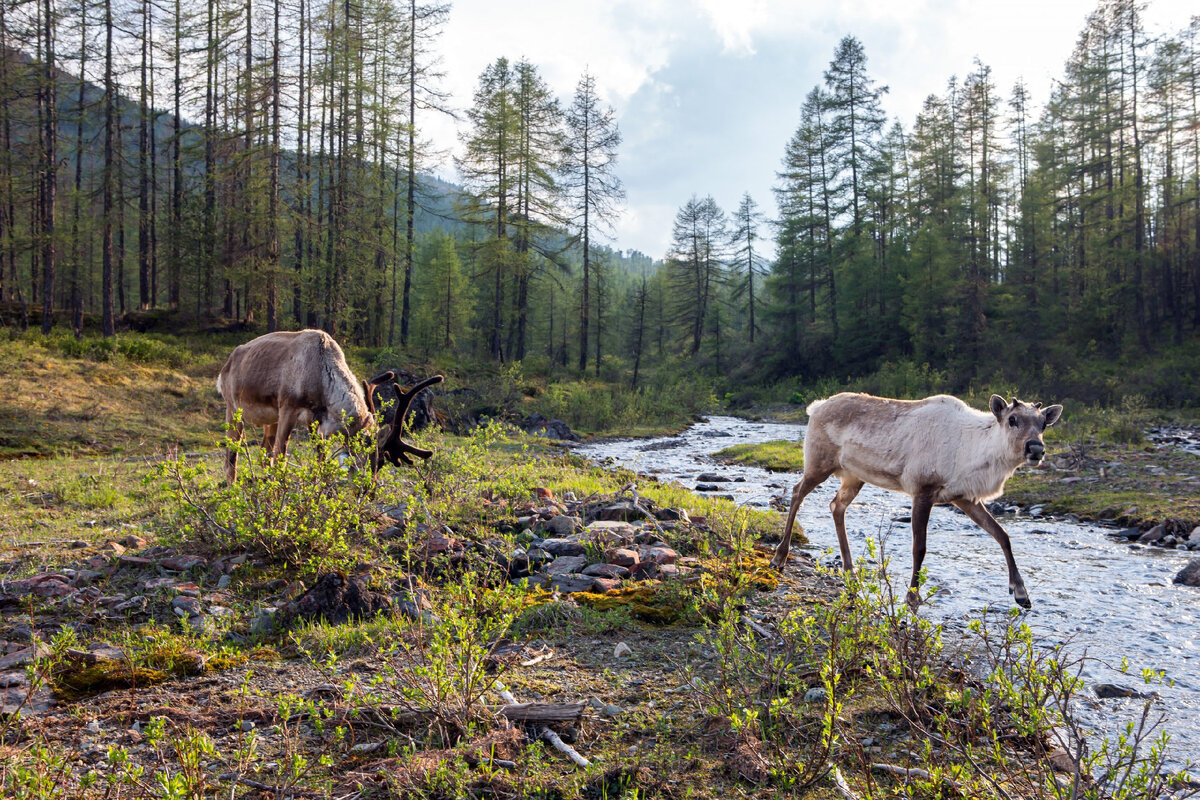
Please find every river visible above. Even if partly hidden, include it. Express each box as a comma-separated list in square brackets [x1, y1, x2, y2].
[576, 415, 1200, 767]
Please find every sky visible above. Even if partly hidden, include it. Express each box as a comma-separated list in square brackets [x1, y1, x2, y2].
[426, 0, 1197, 260]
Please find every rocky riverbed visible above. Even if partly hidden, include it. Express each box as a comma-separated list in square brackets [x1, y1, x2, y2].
[577, 415, 1200, 771]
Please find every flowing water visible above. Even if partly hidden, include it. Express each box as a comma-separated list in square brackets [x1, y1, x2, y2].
[577, 416, 1200, 766]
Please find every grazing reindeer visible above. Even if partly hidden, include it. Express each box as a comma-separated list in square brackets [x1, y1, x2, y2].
[770, 393, 1063, 609]
[216, 329, 443, 481]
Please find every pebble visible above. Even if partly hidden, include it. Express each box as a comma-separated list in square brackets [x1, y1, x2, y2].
[803, 687, 828, 703]
[240, 721, 255, 732]
[613, 642, 632, 659]
[217, 574, 232, 590]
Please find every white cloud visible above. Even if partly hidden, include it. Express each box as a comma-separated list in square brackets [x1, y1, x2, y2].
[427, 0, 1199, 258]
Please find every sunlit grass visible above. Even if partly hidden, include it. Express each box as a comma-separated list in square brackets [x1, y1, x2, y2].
[711, 439, 804, 472]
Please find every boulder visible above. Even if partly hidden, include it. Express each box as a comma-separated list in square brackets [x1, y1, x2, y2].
[1189, 526, 1200, 545]
[369, 372, 440, 431]
[640, 546, 678, 566]
[582, 563, 630, 579]
[584, 520, 638, 546]
[1173, 558, 1200, 587]
[283, 573, 391, 625]
[540, 516, 580, 537]
[548, 574, 595, 594]
[545, 555, 589, 575]
[542, 538, 586, 557]
[522, 413, 580, 442]
[590, 578, 621, 593]
[608, 548, 640, 568]
[591, 501, 650, 522]
[1137, 524, 1167, 544]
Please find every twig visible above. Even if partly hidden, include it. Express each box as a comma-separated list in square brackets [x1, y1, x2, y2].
[520, 650, 554, 667]
[540, 726, 590, 768]
[871, 762, 960, 790]
[217, 773, 323, 798]
[830, 765, 860, 800]
[741, 614, 775, 640]
[493, 681, 518, 705]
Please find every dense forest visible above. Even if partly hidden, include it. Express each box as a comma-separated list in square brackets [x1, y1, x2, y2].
[0, 0, 1197, 405]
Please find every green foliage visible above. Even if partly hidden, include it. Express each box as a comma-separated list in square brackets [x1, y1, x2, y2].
[711, 440, 803, 472]
[20, 331, 194, 369]
[154, 418, 385, 577]
[533, 374, 719, 435]
[350, 574, 526, 745]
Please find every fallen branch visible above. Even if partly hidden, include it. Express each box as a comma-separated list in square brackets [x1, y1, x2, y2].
[540, 726, 590, 768]
[831, 765, 860, 800]
[871, 763, 960, 791]
[217, 773, 323, 798]
[741, 614, 775, 640]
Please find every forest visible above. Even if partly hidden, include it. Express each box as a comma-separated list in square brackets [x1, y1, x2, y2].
[0, 0, 1198, 407]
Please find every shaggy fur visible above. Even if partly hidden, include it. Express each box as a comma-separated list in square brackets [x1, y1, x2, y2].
[771, 392, 1063, 609]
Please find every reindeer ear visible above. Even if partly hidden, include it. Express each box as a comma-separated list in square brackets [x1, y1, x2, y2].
[1042, 405, 1063, 427]
[989, 394, 1007, 421]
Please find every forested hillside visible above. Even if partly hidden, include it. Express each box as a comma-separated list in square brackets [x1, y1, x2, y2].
[0, 0, 1197, 406]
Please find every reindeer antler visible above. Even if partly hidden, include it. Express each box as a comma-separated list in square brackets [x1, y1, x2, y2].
[378, 374, 444, 467]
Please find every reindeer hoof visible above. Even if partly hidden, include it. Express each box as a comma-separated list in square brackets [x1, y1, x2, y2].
[769, 554, 788, 571]
[905, 589, 921, 612]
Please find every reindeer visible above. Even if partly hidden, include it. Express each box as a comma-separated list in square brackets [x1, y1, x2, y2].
[216, 329, 443, 481]
[770, 393, 1063, 609]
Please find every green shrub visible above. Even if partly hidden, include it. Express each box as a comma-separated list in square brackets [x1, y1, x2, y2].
[153, 417, 385, 576]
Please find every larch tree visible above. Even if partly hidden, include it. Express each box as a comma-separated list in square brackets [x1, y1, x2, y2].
[562, 70, 623, 372]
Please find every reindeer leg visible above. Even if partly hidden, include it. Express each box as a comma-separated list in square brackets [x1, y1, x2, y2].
[261, 424, 277, 454]
[224, 404, 244, 483]
[771, 469, 830, 570]
[908, 490, 935, 611]
[830, 476, 864, 573]
[953, 498, 1030, 609]
[273, 408, 298, 461]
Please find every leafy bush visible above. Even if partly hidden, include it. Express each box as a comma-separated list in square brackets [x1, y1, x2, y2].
[348, 574, 525, 745]
[153, 418, 385, 576]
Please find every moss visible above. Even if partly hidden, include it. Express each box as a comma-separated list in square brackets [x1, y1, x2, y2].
[54, 663, 172, 700]
[573, 585, 686, 624]
[711, 440, 804, 472]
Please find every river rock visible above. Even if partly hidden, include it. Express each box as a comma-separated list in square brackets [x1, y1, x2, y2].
[1189, 527, 1200, 544]
[548, 574, 595, 594]
[655, 507, 690, 523]
[608, 548, 639, 568]
[1173, 559, 1200, 587]
[582, 563, 630, 579]
[695, 473, 727, 483]
[613, 641, 632, 659]
[695, 484, 720, 492]
[592, 501, 650, 522]
[540, 516, 580, 537]
[1137, 524, 1167, 544]
[584, 520, 638, 546]
[545, 556, 588, 575]
[522, 413, 580, 442]
[1094, 683, 1154, 699]
[589, 578, 621, 593]
[542, 538, 586, 558]
[640, 545, 677, 565]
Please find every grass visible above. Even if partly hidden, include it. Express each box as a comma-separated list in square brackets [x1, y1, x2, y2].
[711, 439, 804, 472]
[1, 331, 1197, 798]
